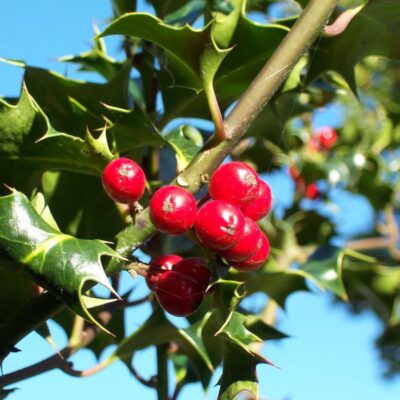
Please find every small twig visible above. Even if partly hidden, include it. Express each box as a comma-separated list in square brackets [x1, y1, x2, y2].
[171, 381, 184, 400]
[126, 363, 158, 388]
[125, 293, 154, 307]
[346, 207, 400, 261]
[60, 358, 111, 378]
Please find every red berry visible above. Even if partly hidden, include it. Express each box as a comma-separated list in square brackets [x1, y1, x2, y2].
[209, 162, 259, 207]
[154, 271, 204, 316]
[149, 186, 197, 234]
[146, 254, 183, 292]
[173, 257, 210, 291]
[231, 232, 270, 272]
[240, 180, 272, 221]
[220, 217, 262, 262]
[315, 127, 337, 150]
[102, 158, 146, 204]
[289, 166, 306, 193]
[194, 200, 245, 251]
[289, 166, 300, 179]
[305, 183, 320, 200]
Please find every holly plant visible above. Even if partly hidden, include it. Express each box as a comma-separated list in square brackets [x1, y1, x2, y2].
[1, 0, 400, 399]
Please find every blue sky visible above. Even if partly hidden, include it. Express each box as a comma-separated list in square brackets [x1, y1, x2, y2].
[1, 1, 400, 399]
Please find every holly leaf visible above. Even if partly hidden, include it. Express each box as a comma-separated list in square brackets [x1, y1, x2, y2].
[99, 13, 229, 92]
[0, 388, 18, 399]
[59, 34, 123, 80]
[235, 270, 309, 308]
[112, 0, 137, 16]
[212, 0, 244, 48]
[308, 0, 400, 93]
[166, 126, 202, 171]
[103, 104, 165, 154]
[108, 306, 214, 387]
[244, 315, 288, 340]
[149, 0, 196, 19]
[159, 13, 288, 123]
[0, 190, 121, 333]
[216, 312, 273, 400]
[23, 63, 130, 135]
[41, 171, 124, 242]
[301, 246, 348, 300]
[164, 0, 206, 25]
[0, 85, 113, 196]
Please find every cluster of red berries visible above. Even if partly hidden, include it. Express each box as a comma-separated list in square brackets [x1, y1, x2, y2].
[290, 127, 338, 200]
[101, 159, 273, 316]
[145, 255, 210, 316]
[289, 166, 320, 200]
[308, 126, 337, 152]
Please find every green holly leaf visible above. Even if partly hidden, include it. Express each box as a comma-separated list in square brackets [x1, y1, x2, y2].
[244, 315, 288, 340]
[0, 85, 113, 196]
[103, 104, 165, 154]
[107, 306, 214, 387]
[159, 14, 288, 123]
[100, 13, 229, 92]
[41, 171, 124, 241]
[164, 0, 206, 25]
[235, 269, 309, 308]
[149, 0, 195, 19]
[0, 388, 18, 399]
[216, 312, 273, 400]
[308, 0, 400, 93]
[166, 126, 202, 171]
[0, 190, 121, 333]
[0, 259, 42, 332]
[212, 0, 244, 48]
[23, 63, 130, 135]
[59, 24, 123, 80]
[112, 0, 137, 16]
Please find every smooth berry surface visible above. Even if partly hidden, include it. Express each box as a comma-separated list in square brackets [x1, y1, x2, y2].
[220, 217, 262, 262]
[315, 127, 338, 150]
[231, 231, 270, 272]
[240, 180, 272, 221]
[305, 183, 320, 200]
[194, 200, 245, 251]
[209, 162, 259, 207]
[149, 186, 197, 234]
[102, 158, 146, 204]
[173, 257, 210, 291]
[154, 271, 204, 316]
[146, 254, 183, 292]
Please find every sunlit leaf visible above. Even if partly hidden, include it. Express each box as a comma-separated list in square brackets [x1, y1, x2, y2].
[0, 190, 121, 333]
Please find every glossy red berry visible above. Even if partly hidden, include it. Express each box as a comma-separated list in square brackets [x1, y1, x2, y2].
[149, 186, 197, 234]
[315, 127, 337, 150]
[173, 257, 210, 291]
[305, 183, 320, 200]
[102, 158, 146, 204]
[209, 162, 259, 207]
[240, 180, 272, 221]
[154, 271, 204, 316]
[231, 232, 270, 272]
[146, 254, 183, 292]
[220, 217, 262, 262]
[194, 200, 245, 251]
